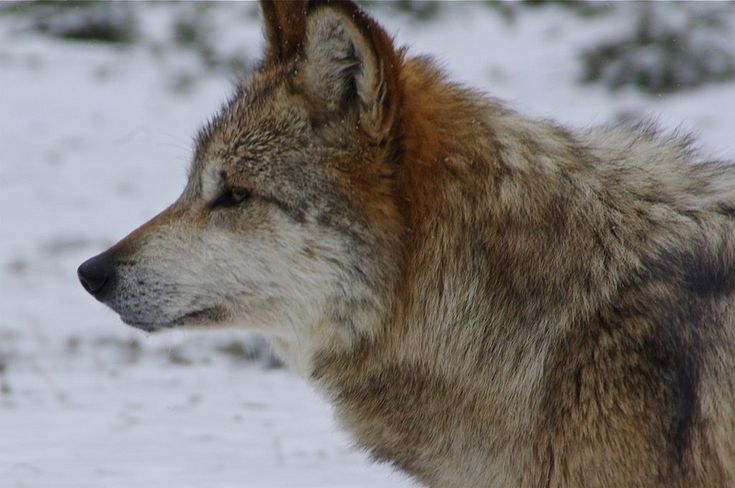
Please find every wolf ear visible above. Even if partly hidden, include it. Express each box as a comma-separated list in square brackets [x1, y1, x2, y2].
[260, 0, 308, 63]
[299, 1, 401, 141]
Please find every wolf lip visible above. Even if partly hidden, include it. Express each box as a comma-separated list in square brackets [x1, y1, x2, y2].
[121, 307, 220, 332]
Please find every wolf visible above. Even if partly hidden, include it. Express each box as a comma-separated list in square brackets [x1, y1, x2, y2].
[78, 1, 735, 486]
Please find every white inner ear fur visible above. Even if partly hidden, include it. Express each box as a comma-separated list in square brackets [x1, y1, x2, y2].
[303, 9, 379, 114]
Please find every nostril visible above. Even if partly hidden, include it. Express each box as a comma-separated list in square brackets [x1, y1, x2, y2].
[77, 253, 112, 298]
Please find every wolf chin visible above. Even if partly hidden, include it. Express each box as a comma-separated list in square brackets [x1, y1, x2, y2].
[78, 1, 735, 486]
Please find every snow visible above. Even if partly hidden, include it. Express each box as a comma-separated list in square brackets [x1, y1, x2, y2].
[1, 3, 734, 487]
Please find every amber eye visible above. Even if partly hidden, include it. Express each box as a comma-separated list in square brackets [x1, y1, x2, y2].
[211, 188, 250, 208]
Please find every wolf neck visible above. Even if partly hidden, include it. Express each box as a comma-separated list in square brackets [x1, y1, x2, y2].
[304, 57, 651, 484]
[300, 59, 562, 482]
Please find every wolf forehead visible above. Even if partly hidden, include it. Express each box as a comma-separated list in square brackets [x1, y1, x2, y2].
[187, 88, 309, 204]
[185, 72, 361, 225]
[192, 78, 314, 177]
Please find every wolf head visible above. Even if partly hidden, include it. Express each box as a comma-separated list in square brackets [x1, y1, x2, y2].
[78, 1, 405, 363]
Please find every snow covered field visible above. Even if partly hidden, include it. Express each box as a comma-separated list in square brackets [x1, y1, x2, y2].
[1, 3, 734, 487]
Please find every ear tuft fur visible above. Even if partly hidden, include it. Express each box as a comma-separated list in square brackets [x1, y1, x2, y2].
[300, 1, 402, 141]
[258, 1, 401, 142]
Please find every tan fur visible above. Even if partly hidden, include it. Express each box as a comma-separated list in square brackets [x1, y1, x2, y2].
[78, 1, 735, 486]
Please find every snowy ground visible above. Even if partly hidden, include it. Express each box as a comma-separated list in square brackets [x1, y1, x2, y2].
[1, 3, 734, 488]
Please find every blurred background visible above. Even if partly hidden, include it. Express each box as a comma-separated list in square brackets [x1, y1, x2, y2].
[1, 2, 734, 487]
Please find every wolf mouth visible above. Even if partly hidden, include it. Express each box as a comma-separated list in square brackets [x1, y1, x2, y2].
[123, 307, 221, 332]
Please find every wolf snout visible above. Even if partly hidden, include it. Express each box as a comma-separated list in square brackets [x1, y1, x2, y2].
[77, 251, 114, 300]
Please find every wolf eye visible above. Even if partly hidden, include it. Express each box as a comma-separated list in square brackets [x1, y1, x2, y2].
[211, 187, 250, 208]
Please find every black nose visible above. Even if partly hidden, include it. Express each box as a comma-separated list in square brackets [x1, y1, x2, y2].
[77, 252, 113, 299]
